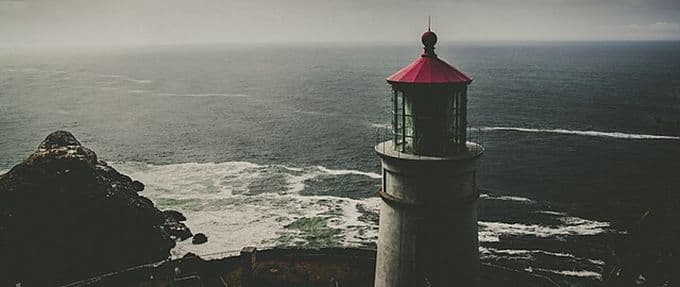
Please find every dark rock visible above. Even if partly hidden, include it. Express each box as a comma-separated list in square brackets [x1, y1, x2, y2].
[163, 210, 187, 222]
[0, 131, 192, 286]
[192, 233, 208, 245]
[182, 252, 200, 259]
[163, 210, 193, 241]
[131, 180, 145, 192]
[38, 130, 81, 150]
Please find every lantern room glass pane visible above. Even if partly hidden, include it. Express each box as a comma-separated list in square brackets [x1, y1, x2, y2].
[392, 86, 469, 156]
[392, 91, 405, 150]
[404, 96, 415, 150]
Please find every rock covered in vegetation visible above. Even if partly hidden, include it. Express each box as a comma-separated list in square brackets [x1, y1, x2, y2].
[0, 131, 192, 286]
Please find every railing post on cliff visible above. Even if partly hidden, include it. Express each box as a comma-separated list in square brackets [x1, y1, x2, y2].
[240, 246, 257, 286]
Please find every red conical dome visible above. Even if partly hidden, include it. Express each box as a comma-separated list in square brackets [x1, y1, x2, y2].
[387, 30, 472, 85]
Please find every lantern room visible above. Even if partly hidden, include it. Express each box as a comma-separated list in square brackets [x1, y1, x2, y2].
[387, 28, 473, 156]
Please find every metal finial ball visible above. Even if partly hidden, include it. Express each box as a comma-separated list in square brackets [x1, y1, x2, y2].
[421, 31, 437, 48]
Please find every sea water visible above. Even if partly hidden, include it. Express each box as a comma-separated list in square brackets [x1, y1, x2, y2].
[1, 42, 679, 286]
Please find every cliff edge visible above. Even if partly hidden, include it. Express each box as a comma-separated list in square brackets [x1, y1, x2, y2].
[0, 131, 191, 286]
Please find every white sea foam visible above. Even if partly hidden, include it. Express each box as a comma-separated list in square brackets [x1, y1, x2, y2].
[113, 161, 382, 257]
[479, 215, 610, 242]
[97, 73, 152, 84]
[480, 126, 680, 140]
[151, 92, 249, 98]
[111, 160, 611, 261]
[480, 193, 534, 203]
[316, 166, 381, 179]
[533, 267, 603, 280]
[128, 79, 153, 84]
[536, 210, 568, 216]
[480, 247, 605, 266]
[370, 123, 390, 129]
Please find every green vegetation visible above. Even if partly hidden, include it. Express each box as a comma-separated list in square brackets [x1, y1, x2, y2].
[275, 217, 343, 248]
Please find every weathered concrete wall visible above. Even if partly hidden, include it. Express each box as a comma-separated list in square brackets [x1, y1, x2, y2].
[374, 141, 483, 287]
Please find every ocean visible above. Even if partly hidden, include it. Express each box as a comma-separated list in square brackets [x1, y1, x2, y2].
[1, 42, 679, 286]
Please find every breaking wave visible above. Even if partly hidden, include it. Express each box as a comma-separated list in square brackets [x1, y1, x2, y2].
[151, 93, 249, 98]
[479, 216, 610, 242]
[109, 161, 612, 259]
[97, 73, 152, 84]
[112, 161, 383, 256]
[4, 159, 612, 282]
[530, 267, 603, 280]
[315, 166, 381, 179]
[369, 123, 390, 129]
[480, 247, 605, 266]
[480, 126, 680, 140]
[480, 193, 534, 203]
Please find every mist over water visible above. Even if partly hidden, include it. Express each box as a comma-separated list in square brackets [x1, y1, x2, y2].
[1, 42, 680, 286]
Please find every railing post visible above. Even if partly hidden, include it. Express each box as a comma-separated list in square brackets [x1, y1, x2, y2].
[240, 246, 257, 287]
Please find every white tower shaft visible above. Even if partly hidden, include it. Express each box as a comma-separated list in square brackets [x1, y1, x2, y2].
[374, 141, 483, 287]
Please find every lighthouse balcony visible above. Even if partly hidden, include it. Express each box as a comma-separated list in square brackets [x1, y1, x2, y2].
[374, 140, 483, 161]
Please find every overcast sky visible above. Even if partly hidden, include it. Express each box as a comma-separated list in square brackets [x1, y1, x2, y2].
[1, 0, 679, 46]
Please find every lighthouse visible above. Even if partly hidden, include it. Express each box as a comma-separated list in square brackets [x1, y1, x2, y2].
[374, 27, 484, 287]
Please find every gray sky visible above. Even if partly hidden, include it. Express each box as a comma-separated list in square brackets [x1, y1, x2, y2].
[1, 0, 679, 46]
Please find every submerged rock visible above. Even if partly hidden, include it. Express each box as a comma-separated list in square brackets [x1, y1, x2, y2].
[0, 131, 192, 286]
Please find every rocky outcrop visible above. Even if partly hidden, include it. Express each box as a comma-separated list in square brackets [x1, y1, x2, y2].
[0, 131, 192, 286]
[604, 206, 680, 286]
[192, 233, 208, 245]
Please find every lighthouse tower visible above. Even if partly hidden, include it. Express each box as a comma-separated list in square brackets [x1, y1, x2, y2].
[374, 28, 484, 287]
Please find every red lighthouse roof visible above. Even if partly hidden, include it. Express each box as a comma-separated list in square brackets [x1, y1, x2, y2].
[387, 29, 472, 85]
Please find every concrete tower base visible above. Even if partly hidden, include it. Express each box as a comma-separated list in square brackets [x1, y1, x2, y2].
[374, 140, 484, 287]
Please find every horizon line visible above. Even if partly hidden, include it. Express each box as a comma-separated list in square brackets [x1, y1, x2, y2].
[2, 39, 680, 50]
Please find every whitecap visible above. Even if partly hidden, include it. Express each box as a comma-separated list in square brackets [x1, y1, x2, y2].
[97, 73, 152, 84]
[111, 161, 382, 256]
[533, 267, 603, 280]
[110, 160, 610, 261]
[480, 193, 534, 203]
[316, 166, 381, 179]
[536, 210, 568, 216]
[97, 74, 122, 79]
[369, 123, 390, 129]
[152, 93, 249, 98]
[480, 247, 605, 266]
[126, 78, 152, 84]
[479, 216, 610, 242]
[480, 126, 680, 140]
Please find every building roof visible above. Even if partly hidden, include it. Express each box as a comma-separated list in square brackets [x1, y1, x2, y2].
[387, 30, 472, 85]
